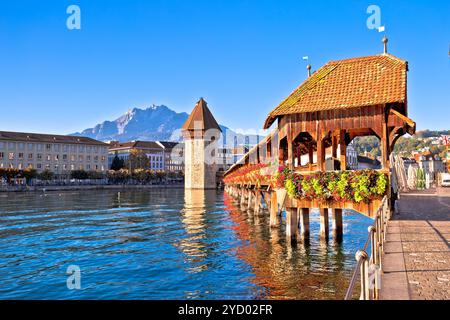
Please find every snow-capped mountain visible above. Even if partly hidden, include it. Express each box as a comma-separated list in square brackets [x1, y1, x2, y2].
[71, 105, 262, 145]
[72, 105, 190, 142]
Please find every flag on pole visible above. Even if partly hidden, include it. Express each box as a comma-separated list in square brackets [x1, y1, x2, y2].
[378, 26, 385, 33]
[442, 135, 450, 146]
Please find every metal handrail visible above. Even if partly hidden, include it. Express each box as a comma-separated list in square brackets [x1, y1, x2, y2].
[344, 196, 389, 300]
[344, 236, 371, 300]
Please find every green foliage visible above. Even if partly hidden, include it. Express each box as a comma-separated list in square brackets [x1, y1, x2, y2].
[285, 178, 297, 199]
[125, 149, 150, 172]
[110, 154, 125, 171]
[38, 169, 54, 181]
[283, 169, 388, 204]
[23, 167, 38, 181]
[71, 170, 89, 180]
[354, 130, 449, 158]
[416, 168, 425, 189]
[0, 168, 22, 180]
[415, 130, 450, 139]
[106, 169, 173, 184]
[353, 136, 381, 157]
[70, 170, 104, 180]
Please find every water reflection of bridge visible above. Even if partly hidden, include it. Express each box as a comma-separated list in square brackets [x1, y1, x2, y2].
[222, 192, 353, 299]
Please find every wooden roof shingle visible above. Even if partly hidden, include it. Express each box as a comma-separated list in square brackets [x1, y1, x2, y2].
[264, 54, 408, 129]
[182, 98, 222, 132]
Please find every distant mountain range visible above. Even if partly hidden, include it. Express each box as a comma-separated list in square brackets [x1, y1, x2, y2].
[71, 104, 262, 146]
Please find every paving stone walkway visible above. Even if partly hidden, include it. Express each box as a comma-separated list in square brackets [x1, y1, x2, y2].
[380, 188, 450, 300]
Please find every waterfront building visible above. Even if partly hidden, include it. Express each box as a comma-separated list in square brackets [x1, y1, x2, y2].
[108, 140, 184, 172]
[108, 141, 165, 171]
[217, 145, 249, 172]
[0, 131, 108, 175]
[346, 141, 359, 170]
[108, 139, 250, 174]
[157, 141, 184, 172]
[414, 152, 445, 183]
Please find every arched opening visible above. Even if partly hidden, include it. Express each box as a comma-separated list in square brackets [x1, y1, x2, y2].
[350, 135, 382, 170]
[279, 137, 288, 165]
[292, 132, 315, 169]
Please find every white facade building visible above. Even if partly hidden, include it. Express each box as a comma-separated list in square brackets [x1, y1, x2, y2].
[0, 131, 109, 175]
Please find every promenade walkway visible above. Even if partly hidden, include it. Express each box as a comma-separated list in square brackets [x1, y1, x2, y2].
[380, 187, 450, 300]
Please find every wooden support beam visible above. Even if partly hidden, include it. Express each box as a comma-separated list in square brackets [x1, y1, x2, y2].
[287, 140, 295, 170]
[286, 207, 298, 242]
[254, 191, 261, 215]
[332, 134, 338, 159]
[339, 130, 347, 170]
[247, 190, 253, 211]
[240, 188, 246, 206]
[381, 106, 391, 169]
[317, 136, 325, 171]
[332, 208, 343, 243]
[298, 208, 310, 241]
[270, 192, 280, 228]
[308, 144, 314, 171]
[320, 208, 329, 240]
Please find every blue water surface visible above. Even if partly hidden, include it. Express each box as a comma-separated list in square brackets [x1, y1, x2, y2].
[0, 189, 372, 299]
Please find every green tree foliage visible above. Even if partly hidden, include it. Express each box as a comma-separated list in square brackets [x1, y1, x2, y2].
[23, 167, 38, 181]
[352, 136, 381, 157]
[125, 149, 150, 172]
[353, 129, 449, 158]
[70, 170, 104, 180]
[110, 154, 125, 171]
[38, 169, 54, 181]
[71, 170, 89, 180]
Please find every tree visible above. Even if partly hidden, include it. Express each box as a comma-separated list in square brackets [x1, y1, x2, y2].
[39, 169, 54, 181]
[23, 167, 38, 183]
[110, 154, 125, 171]
[125, 149, 150, 172]
[71, 170, 89, 180]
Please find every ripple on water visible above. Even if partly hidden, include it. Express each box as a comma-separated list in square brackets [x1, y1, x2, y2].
[0, 189, 372, 299]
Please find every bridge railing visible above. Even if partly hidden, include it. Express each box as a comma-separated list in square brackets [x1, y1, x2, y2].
[344, 195, 391, 300]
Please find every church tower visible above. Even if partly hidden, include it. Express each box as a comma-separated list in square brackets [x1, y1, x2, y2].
[182, 98, 222, 189]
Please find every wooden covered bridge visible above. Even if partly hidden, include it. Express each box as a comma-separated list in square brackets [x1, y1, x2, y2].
[223, 41, 416, 246]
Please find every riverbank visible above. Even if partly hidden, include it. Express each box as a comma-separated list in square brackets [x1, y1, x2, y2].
[0, 183, 184, 193]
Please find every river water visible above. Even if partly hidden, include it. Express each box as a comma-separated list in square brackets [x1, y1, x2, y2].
[0, 189, 372, 299]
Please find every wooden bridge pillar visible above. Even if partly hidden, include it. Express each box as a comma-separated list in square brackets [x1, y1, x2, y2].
[286, 207, 298, 242]
[269, 192, 280, 228]
[298, 208, 310, 241]
[247, 190, 254, 211]
[320, 208, 329, 240]
[254, 191, 262, 215]
[332, 208, 343, 242]
[240, 188, 246, 207]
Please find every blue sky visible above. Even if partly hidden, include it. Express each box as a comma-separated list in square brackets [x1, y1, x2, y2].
[0, 0, 449, 134]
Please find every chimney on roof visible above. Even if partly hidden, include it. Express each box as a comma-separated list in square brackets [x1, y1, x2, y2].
[382, 35, 388, 54]
[307, 64, 311, 78]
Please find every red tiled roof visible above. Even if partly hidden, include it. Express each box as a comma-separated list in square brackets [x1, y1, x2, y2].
[182, 98, 222, 132]
[264, 54, 408, 129]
